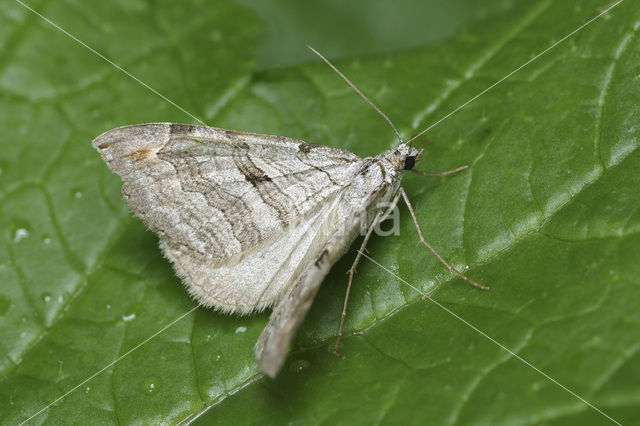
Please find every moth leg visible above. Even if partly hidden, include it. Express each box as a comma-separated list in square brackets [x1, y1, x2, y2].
[398, 187, 490, 290]
[334, 190, 403, 356]
[409, 165, 468, 177]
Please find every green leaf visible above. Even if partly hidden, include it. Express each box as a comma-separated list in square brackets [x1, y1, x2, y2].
[1, 0, 639, 424]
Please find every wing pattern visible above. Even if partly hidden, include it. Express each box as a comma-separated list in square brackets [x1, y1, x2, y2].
[93, 123, 362, 312]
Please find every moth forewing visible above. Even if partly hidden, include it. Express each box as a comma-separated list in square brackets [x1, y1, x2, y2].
[93, 123, 358, 312]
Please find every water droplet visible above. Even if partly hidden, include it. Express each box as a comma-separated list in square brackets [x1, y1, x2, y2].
[71, 187, 83, 199]
[13, 228, 29, 243]
[9, 220, 30, 240]
[235, 326, 247, 334]
[106, 304, 111, 310]
[289, 359, 311, 374]
[122, 313, 136, 322]
[42, 293, 51, 303]
[215, 354, 221, 361]
[85, 386, 91, 393]
[143, 377, 159, 394]
[57, 295, 63, 303]
[43, 235, 52, 244]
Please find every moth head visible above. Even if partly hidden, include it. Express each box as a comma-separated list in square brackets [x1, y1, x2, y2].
[386, 144, 423, 171]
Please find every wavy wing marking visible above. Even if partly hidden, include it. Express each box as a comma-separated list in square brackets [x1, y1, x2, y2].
[93, 122, 362, 312]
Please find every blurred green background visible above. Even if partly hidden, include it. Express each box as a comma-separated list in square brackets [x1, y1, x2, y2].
[234, 0, 505, 68]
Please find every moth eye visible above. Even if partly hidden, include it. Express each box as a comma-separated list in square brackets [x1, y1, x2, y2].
[403, 156, 415, 170]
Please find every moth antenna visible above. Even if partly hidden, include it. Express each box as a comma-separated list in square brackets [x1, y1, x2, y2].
[307, 45, 404, 146]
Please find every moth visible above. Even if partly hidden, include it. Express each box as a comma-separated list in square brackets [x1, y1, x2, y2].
[92, 49, 486, 377]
